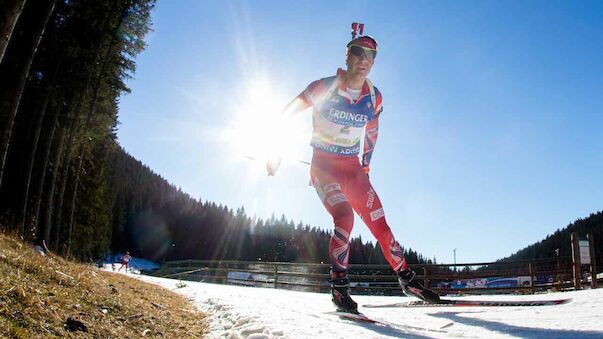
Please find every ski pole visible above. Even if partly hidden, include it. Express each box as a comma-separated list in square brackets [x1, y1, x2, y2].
[243, 154, 309, 166]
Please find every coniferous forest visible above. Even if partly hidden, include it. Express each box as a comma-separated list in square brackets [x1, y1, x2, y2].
[0, 0, 155, 256]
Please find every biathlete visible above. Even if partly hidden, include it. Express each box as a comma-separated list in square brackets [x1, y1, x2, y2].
[118, 251, 132, 273]
[267, 31, 440, 313]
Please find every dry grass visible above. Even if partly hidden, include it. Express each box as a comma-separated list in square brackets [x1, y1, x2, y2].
[0, 232, 208, 338]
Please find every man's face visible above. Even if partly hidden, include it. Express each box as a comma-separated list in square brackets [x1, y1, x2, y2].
[346, 51, 375, 78]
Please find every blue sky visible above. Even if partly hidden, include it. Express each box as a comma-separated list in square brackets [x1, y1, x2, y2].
[117, 1, 603, 263]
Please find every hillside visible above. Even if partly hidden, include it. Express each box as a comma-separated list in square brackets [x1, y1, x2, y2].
[0, 231, 207, 338]
[501, 211, 603, 261]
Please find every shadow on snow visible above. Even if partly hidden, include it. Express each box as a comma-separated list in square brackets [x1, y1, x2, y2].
[431, 312, 603, 338]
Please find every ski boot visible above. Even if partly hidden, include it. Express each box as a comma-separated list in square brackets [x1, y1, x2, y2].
[330, 272, 359, 314]
[398, 268, 441, 303]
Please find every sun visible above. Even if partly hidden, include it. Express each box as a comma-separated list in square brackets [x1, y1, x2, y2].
[224, 77, 309, 167]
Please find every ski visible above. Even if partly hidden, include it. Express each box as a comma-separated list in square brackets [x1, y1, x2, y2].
[324, 311, 452, 334]
[363, 297, 572, 308]
[325, 311, 381, 324]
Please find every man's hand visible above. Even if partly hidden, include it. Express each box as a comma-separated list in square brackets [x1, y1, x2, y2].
[266, 156, 282, 176]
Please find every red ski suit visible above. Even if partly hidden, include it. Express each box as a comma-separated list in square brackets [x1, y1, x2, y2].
[298, 69, 408, 273]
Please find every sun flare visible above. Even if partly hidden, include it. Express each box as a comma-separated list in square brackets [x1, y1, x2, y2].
[224, 78, 309, 166]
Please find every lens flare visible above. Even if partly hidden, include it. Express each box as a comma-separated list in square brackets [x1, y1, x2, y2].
[223, 77, 309, 168]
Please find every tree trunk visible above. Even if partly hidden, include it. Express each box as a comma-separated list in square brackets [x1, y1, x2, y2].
[18, 53, 64, 237]
[31, 109, 59, 242]
[42, 121, 67, 247]
[53, 121, 76, 248]
[19, 90, 52, 237]
[0, 0, 27, 64]
[0, 0, 56, 191]
[53, 94, 85, 248]
[65, 148, 83, 254]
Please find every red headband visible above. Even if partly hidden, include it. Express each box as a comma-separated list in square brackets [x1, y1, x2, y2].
[347, 36, 378, 50]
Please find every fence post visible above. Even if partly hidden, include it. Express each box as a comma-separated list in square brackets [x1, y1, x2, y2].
[528, 262, 535, 294]
[423, 266, 429, 289]
[224, 262, 230, 284]
[571, 232, 582, 290]
[589, 233, 598, 288]
[274, 263, 278, 289]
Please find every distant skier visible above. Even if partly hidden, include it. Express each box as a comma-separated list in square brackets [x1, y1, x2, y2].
[118, 251, 132, 273]
[267, 28, 440, 313]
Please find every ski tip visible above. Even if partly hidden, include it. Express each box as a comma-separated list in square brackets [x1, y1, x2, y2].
[325, 311, 378, 324]
[324, 310, 361, 316]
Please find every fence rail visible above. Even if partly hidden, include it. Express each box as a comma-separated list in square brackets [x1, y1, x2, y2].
[151, 254, 602, 295]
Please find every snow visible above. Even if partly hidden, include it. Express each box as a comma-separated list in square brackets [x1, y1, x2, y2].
[33, 245, 46, 256]
[108, 267, 603, 338]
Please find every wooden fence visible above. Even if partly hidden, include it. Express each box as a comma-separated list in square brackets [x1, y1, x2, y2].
[151, 253, 602, 295]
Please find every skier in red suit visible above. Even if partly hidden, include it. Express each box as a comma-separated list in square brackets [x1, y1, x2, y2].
[268, 33, 440, 313]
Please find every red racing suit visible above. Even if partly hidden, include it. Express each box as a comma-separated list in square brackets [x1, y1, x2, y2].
[296, 68, 408, 274]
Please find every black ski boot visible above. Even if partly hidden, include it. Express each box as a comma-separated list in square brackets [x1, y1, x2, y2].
[398, 268, 441, 303]
[330, 272, 358, 314]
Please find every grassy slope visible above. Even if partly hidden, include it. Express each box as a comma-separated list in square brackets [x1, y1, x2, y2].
[0, 232, 208, 338]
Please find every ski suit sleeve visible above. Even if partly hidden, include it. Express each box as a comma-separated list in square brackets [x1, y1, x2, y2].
[269, 80, 323, 176]
[299, 79, 328, 107]
[282, 80, 323, 116]
[361, 90, 383, 173]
